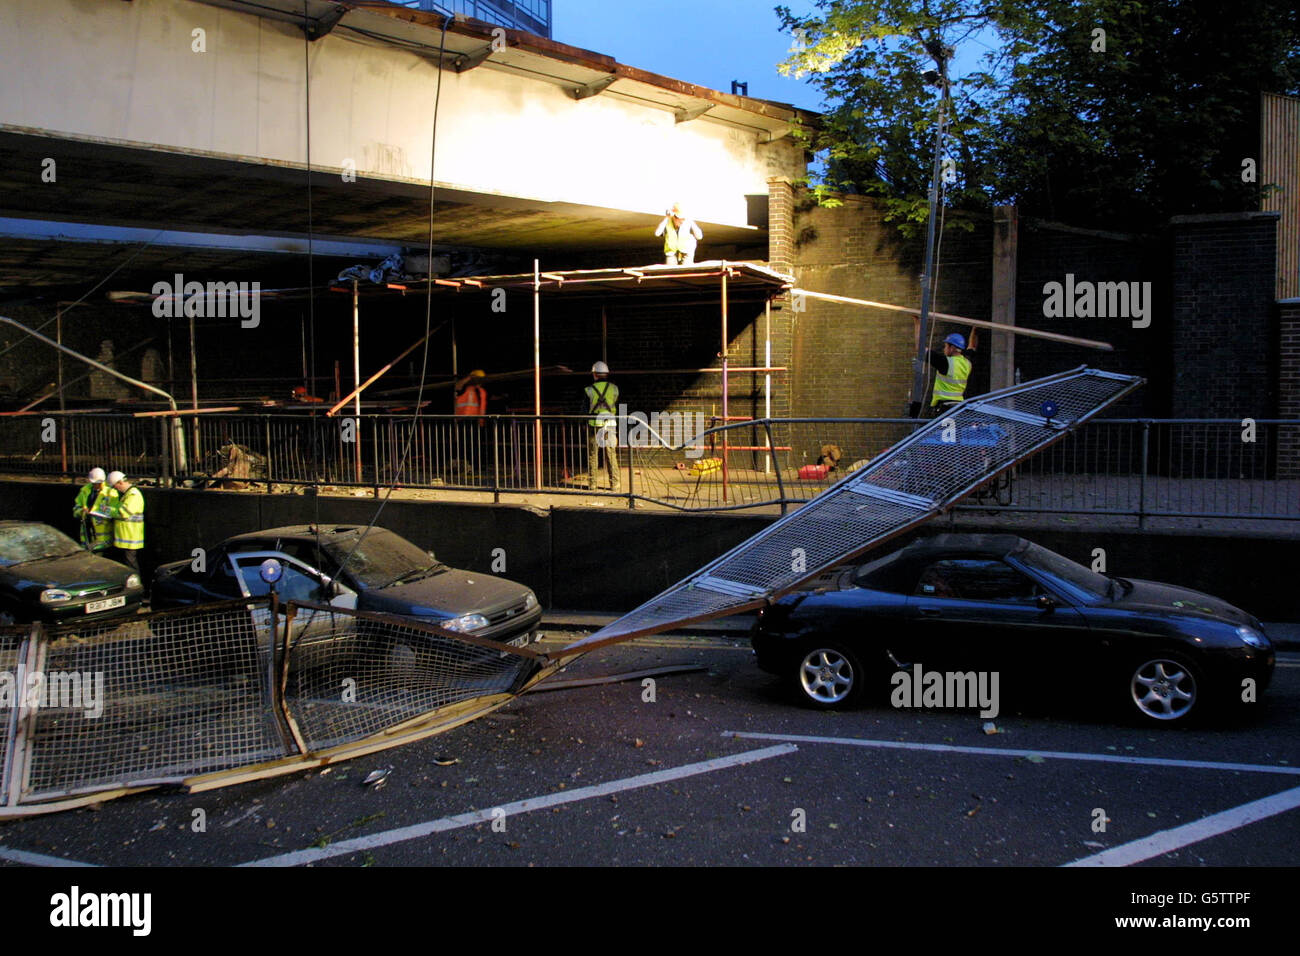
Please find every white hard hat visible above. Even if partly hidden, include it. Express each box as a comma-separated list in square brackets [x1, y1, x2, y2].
[107, 471, 126, 485]
[592, 361, 609, 375]
[88, 467, 106, 483]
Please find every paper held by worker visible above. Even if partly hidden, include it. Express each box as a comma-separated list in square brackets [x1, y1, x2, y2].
[89, 509, 112, 519]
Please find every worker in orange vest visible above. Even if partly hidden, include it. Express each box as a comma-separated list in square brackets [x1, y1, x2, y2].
[454, 369, 488, 422]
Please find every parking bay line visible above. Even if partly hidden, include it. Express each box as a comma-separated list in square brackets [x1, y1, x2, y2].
[240, 744, 799, 868]
[0, 845, 96, 867]
[1065, 785, 1300, 866]
[722, 731, 1300, 777]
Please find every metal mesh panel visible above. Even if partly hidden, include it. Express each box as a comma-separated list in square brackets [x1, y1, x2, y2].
[282, 608, 541, 751]
[0, 627, 25, 799]
[564, 367, 1142, 650]
[3, 598, 550, 814]
[22, 604, 286, 799]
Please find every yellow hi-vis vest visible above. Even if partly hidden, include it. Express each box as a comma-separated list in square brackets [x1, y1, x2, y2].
[932, 353, 971, 406]
[73, 482, 115, 551]
[112, 485, 145, 550]
[586, 381, 619, 427]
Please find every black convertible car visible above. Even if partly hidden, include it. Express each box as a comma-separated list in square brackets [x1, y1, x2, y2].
[752, 534, 1274, 725]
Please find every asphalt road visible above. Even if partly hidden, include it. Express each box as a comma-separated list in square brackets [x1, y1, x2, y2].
[1, 632, 1296, 869]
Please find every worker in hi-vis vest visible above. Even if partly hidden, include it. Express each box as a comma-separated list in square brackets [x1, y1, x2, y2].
[654, 203, 703, 265]
[106, 470, 145, 571]
[454, 369, 488, 422]
[929, 331, 976, 418]
[72, 466, 115, 553]
[585, 361, 621, 492]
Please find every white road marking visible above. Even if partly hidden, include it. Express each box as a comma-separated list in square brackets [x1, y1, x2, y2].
[1065, 785, 1300, 866]
[0, 845, 96, 867]
[241, 744, 799, 867]
[723, 730, 1300, 776]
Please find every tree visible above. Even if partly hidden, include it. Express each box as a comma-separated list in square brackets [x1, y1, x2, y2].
[994, 0, 1300, 230]
[777, 0, 1042, 233]
[778, 0, 1300, 233]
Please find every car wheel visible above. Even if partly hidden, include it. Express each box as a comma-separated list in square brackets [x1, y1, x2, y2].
[793, 642, 862, 709]
[1127, 654, 1201, 724]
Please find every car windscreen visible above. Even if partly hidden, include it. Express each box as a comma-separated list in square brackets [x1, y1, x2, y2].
[1016, 542, 1111, 601]
[321, 531, 436, 589]
[852, 551, 910, 593]
[0, 524, 82, 566]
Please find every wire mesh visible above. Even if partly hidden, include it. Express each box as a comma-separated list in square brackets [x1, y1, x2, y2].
[0, 625, 26, 800]
[563, 367, 1143, 651]
[22, 602, 285, 800]
[2, 597, 550, 815]
[282, 606, 542, 751]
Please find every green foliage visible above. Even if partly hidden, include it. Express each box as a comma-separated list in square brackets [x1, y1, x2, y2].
[778, 0, 1300, 234]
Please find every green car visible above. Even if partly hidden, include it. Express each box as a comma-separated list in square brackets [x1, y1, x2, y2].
[0, 521, 145, 626]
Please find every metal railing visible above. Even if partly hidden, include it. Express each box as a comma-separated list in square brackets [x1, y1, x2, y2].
[1, 411, 1296, 522]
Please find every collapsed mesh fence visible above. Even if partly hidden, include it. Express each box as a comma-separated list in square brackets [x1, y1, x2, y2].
[1, 598, 549, 815]
[563, 367, 1143, 652]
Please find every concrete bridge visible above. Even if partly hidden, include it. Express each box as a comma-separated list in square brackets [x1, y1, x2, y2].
[0, 0, 807, 289]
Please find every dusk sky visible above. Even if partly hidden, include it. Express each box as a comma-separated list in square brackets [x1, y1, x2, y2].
[553, 0, 825, 110]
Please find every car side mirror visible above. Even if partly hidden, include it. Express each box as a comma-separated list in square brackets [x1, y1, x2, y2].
[1036, 594, 1057, 611]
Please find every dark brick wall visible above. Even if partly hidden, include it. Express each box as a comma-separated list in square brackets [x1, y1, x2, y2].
[1279, 300, 1300, 478]
[782, 189, 992, 418]
[1014, 221, 1168, 417]
[1171, 212, 1280, 418]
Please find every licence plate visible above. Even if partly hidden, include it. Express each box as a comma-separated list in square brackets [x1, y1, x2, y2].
[85, 595, 126, 614]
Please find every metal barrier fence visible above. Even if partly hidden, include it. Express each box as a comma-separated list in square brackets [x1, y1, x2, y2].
[1, 411, 1296, 521]
[0, 598, 554, 816]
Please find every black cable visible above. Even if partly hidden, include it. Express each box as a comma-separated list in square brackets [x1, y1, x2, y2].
[332, 12, 452, 583]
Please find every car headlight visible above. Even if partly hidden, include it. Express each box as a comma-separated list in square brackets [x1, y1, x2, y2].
[125, 574, 142, 590]
[523, 592, 537, 611]
[39, 589, 72, 604]
[442, 613, 489, 633]
[1235, 626, 1269, 649]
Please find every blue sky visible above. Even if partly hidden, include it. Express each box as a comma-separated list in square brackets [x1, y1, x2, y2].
[553, 0, 825, 110]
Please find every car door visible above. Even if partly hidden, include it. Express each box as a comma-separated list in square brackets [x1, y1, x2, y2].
[229, 552, 357, 653]
[905, 558, 1089, 677]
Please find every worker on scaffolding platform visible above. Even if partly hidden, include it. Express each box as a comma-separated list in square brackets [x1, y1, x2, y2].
[655, 203, 703, 265]
[585, 361, 621, 492]
[454, 369, 488, 422]
[929, 330, 976, 418]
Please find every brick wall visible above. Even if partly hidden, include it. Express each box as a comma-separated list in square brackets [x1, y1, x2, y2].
[1279, 299, 1300, 477]
[1170, 211, 1280, 418]
[782, 188, 992, 418]
[1014, 221, 1166, 416]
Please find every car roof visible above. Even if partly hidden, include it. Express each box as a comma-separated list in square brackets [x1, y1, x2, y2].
[224, 525, 373, 545]
[900, 533, 1031, 560]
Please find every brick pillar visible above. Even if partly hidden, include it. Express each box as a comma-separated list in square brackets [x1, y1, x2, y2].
[767, 177, 795, 277]
[1280, 299, 1300, 477]
[762, 177, 797, 419]
[989, 204, 1018, 393]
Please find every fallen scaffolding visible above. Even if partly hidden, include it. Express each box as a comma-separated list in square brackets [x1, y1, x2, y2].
[560, 366, 1143, 653]
[0, 367, 1140, 815]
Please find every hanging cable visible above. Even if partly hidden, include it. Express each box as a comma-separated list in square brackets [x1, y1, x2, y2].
[332, 12, 453, 583]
